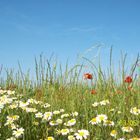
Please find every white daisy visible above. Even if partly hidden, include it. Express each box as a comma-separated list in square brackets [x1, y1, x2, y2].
[13, 128, 24, 138]
[130, 107, 140, 115]
[96, 114, 108, 122]
[68, 135, 75, 140]
[74, 129, 89, 140]
[110, 130, 117, 138]
[122, 126, 133, 132]
[35, 112, 43, 118]
[61, 129, 69, 135]
[92, 102, 99, 107]
[89, 117, 99, 125]
[43, 112, 53, 121]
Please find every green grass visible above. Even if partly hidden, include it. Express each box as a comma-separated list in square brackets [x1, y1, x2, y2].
[0, 49, 140, 140]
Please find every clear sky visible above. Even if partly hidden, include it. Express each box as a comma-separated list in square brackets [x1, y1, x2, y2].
[0, 0, 140, 73]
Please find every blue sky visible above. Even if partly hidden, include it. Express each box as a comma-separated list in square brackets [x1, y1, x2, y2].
[0, 0, 140, 73]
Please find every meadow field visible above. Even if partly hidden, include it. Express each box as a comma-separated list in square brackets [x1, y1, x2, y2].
[0, 51, 140, 140]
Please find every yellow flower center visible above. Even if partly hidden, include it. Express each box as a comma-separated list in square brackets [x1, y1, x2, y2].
[70, 119, 75, 123]
[133, 108, 138, 112]
[125, 127, 130, 130]
[111, 130, 117, 134]
[133, 138, 139, 140]
[79, 132, 84, 136]
[62, 129, 68, 132]
[91, 118, 97, 122]
[99, 116, 104, 120]
[47, 137, 53, 140]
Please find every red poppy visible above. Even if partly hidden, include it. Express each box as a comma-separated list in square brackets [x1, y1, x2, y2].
[124, 76, 132, 83]
[84, 73, 93, 80]
[91, 89, 96, 95]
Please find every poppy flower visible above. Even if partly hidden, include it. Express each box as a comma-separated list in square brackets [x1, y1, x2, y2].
[91, 89, 96, 95]
[124, 76, 132, 83]
[84, 73, 93, 80]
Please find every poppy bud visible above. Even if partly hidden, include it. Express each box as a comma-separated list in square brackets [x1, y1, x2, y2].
[91, 89, 96, 95]
[84, 73, 93, 80]
[124, 76, 132, 83]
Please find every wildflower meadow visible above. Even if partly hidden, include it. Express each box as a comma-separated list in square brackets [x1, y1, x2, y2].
[0, 51, 140, 140]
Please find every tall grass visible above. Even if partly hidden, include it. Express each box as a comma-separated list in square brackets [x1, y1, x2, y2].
[0, 48, 140, 139]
